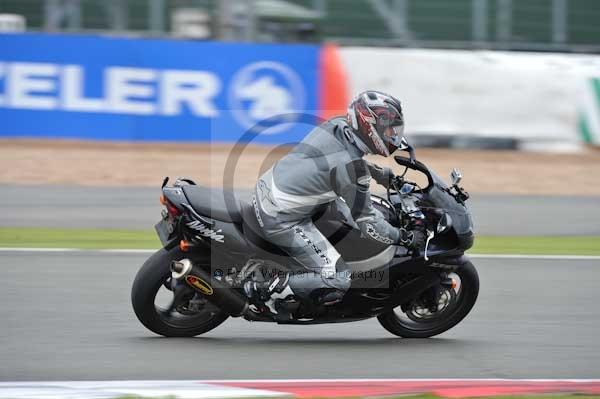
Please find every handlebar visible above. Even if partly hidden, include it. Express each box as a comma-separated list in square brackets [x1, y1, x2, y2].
[393, 155, 435, 189]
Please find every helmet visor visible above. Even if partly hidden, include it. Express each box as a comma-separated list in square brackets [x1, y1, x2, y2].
[383, 124, 405, 151]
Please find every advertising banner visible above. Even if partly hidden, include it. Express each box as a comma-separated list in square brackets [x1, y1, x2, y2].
[0, 33, 320, 144]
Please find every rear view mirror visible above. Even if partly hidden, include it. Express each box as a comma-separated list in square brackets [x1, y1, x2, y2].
[437, 212, 453, 234]
[450, 168, 462, 186]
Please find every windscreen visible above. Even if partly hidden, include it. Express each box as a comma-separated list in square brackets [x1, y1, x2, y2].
[425, 173, 474, 236]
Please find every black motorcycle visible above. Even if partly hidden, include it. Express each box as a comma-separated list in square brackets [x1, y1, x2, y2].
[131, 146, 479, 338]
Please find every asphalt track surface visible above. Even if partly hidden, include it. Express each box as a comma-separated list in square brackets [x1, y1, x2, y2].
[2, 184, 600, 235]
[2, 251, 599, 381]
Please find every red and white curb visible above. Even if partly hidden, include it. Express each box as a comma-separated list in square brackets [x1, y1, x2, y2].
[2, 379, 600, 398]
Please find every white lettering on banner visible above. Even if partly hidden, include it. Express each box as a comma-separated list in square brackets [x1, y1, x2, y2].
[0, 61, 223, 118]
[62, 65, 106, 112]
[106, 67, 157, 115]
[7, 62, 58, 110]
[161, 70, 220, 117]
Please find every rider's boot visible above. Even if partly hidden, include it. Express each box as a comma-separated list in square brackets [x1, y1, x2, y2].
[244, 273, 295, 318]
[244, 273, 292, 301]
[244, 267, 350, 320]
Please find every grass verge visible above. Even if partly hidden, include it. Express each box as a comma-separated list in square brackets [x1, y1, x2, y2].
[0, 227, 159, 249]
[0, 227, 599, 255]
[471, 235, 600, 256]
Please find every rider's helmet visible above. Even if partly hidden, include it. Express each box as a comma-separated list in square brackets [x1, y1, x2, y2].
[347, 91, 405, 157]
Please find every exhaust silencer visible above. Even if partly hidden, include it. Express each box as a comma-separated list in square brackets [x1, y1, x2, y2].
[170, 259, 248, 317]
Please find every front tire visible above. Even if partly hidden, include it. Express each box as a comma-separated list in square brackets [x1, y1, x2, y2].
[131, 248, 229, 337]
[378, 260, 479, 338]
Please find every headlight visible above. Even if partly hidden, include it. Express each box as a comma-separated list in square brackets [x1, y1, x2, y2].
[437, 213, 453, 234]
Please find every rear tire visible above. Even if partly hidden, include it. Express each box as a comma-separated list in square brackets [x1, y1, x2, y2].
[378, 260, 479, 338]
[131, 248, 229, 337]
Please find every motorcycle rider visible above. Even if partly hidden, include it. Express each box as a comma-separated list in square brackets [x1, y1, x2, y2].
[245, 91, 425, 311]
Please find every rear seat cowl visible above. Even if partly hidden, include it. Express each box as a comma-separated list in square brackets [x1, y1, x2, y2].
[182, 185, 244, 224]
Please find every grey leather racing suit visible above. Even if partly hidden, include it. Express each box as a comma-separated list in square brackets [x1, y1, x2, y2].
[251, 117, 401, 301]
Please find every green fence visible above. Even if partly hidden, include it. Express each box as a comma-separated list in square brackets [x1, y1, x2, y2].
[1, 0, 599, 51]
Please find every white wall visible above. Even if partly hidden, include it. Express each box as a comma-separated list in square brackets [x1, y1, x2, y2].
[340, 47, 600, 150]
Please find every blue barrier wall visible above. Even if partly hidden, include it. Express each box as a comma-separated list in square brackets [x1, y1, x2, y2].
[0, 33, 319, 143]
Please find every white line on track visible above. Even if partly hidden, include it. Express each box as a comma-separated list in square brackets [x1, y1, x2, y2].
[0, 247, 599, 260]
[1, 379, 600, 399]
[0, 247, 155, 254]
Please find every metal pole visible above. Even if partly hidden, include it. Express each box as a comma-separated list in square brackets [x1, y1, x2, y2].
[104, 0, 128, 31]
[217, 0, 233, 40]
[66, 0, 81, 31]
[472, 0, 488, 42]
[149, 0, 165, 34]
[44, 0, 61, 31]
[367, 0, 410, 39]
[552, 0, 567, 43]
[393, 0, 411, 40]
[245, 0, 257, 42]
[496, 0, 512, 42]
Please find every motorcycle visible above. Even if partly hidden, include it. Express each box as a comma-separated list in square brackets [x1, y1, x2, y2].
[131, 144, 479, 338]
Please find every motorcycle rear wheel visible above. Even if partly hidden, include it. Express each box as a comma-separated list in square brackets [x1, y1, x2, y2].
[377, 260, 479, 338]
[131, 248, 229, 337]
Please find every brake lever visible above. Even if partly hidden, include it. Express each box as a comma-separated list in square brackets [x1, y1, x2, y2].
[424, 229, 434, 261]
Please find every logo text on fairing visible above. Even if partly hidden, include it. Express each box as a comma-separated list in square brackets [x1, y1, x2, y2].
[186, 220, 225, 243]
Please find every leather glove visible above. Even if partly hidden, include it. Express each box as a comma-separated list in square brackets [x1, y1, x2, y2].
[398, 228, 426, 250]
[367, 163, 394, 188]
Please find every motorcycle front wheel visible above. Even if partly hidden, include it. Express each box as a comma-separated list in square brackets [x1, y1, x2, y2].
[377, 260, 479, 338]
[131, 248, 229, 337]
